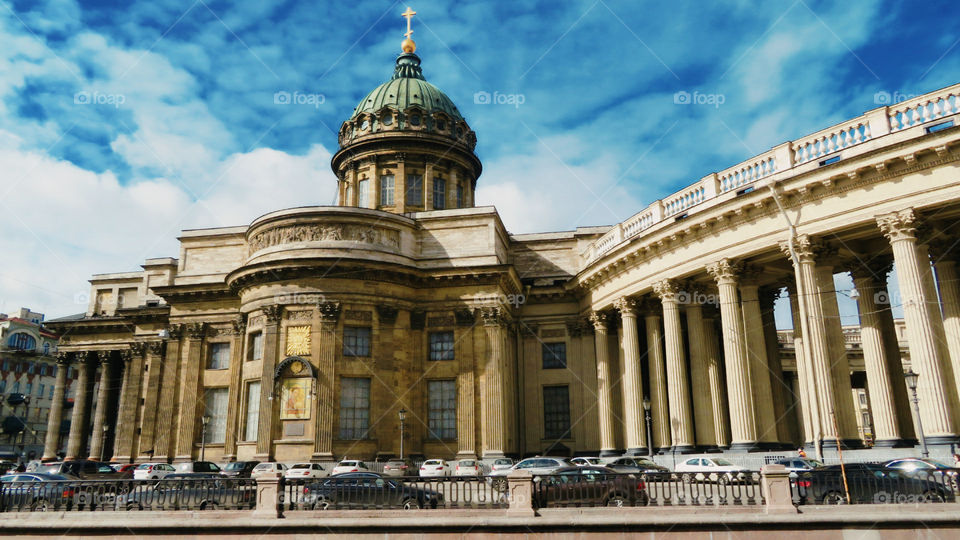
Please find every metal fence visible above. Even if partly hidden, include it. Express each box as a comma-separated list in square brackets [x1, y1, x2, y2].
[282, 476, 507, 511]
[0, 478, 256, 512]
[532, 471, 764, 508]
[792, 468, 959, 505]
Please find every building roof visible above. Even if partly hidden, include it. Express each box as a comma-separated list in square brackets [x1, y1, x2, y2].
[350, 52, 463, 121]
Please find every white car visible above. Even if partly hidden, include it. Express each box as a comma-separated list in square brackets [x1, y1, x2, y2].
[489, 458, 514, 472]
[133, 463, 176, 480]
[675, 457, 749, 483]
[284, 463, 326, 480]
[453, 459, 482, 477]
[330, 460, 369, 476]
[419, 459, 451, 477]
[251, 462, 288, 478]
[570, 457, 604, 467]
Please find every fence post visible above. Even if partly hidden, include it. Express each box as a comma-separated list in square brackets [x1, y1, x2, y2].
[506, 470, 536, 517]
[253, 473, 283, 519]
[761, 464, 797, 513]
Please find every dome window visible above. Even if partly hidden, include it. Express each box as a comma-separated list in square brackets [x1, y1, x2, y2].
[456, 127, 463, 137]
[410, 114, 422, 126]
[382, 114, 393, 126]
[361, 119, 370, 130]
[437, 120, 446, 131]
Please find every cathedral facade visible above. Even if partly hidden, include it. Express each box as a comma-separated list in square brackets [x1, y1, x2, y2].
[46, 31, 960, 464]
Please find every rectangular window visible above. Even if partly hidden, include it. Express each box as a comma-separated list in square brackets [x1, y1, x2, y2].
[12, 381, 20, 393]
[27, 362, 35, 375]
[25, 382, 32, 395]
[433, 178, 446, 210]
[343, 327, 371, 357]
[203, 387, 229, 444]
[406, 174, 423, 205]
[428, 331, 455, 361]
[456, 184, 463, 208]
[339, 377, 370, 439]
[244, 381, 260, 442]
[542, 342, 567, 369]
[207, 343, 230, 370]
[543, 386, 571, 439]
[380, 175, 395, 206]
[358, 179, 369, 207]
[38, 384, 45, 398]
[428, 380, 457, 439]
[48, 386, 54, 399]
[248, 332, 263, 362]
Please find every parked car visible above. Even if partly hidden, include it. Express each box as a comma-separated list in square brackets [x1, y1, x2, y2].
[453, 459, 482, 477]
[489, 458, 514, 472]
[0, 472, 74, 511]
[775, 458, 825, 479]
[533, 466, 648, 508]
[330, 460, 369, 476]
[251, 462, 288, 478]
[795, 463, 955, 504]
[220, 461, 260, 478]
[285, 463, 327, 480]
[605, 457, 669, 474]
[674, 457, 749, 483]
[570, 457, 604, 467]
[884, 458, 956, 476]
[175, 461, 221, 474]
[118, 476, 254, 510]
[301, 472, 443, 510]
[112, 463, 139, 477]
[0, 461, 17, 475]
[382, 459, 416, 477]
[37, 460, 129, 480]
[419, 459, 451, 478]
[134, 463, 177, 480]
[488, 457, 573, 491]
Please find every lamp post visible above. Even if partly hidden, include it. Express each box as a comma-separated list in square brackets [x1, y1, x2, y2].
[200, 415, 211, 462]
[642, 396, 653, 458]
[903, 369, 928, 458]
[398, 408, 406, 460]
[100, 425, 109, 461]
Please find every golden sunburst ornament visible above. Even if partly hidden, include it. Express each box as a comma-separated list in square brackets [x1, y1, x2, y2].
[285, 325, 311, 356]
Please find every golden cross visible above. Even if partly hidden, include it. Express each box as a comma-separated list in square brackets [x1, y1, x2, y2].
[402, 6, 416, 39]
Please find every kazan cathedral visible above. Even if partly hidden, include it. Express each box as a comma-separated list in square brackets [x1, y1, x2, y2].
[47, 12, 960, 466]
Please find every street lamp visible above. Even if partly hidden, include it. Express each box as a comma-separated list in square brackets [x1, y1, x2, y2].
[398, 408, 406, 460]
[100, 425, 109, 461]
[200, 415, 211, 461]
[903, 369, 928, 458]
[642, 397, 653, 458]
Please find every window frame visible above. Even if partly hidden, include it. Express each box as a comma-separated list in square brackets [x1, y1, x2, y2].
[406, 174, 423, 205]
[427, 379, 457, 440]
[428, 331, 455, 361]
[433, 177, 446, 210]
[379, 174, 395, 206]
[343, 326, 372, 357]
[542, 385, 572, 440]
[338, 377, 371, 440]
[541, 342, 567, 369]
[207, 342, 231, 370]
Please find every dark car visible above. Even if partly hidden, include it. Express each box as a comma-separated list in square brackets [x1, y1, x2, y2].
[37, 460, 128, 480]
[0, 472, 75, 511]
[606, 457, 669, 474]
[533, 466, 648, 508]
[174, 461, 222, 474]
[220, 461, 260, 478]
[118, 476, 253, 510]
[302, 472, 443, 509]
[795, 463, 955, 504]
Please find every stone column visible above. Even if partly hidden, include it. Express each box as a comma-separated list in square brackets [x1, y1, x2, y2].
[614, 297, 647, 455]
[394, 153, 407, 210]
[154, 325, 183, 462]
[87, 351, 113, 461]
[849, 263, 904, 446]
[590, 311, 617, 456]
[42, 352, 72, 461]
[760, 288, 793, 446]
[455, 309, 477, 458]
[312, 302, 340, 461]
[255, 307, 282, 461]
[877, 209, 958, 441]
[787, 285, 817, 446]
[481, 307, 507, 457]
[739, 282, 778, 447]
[707, 258, 759, 451]
[702, 312, 730, 447]
[653, 281, 695, 452]
[65, 352, 94, 460]
[136, 341, 165, 461]
[931, 252, 960, 420]
[222, 316, 247, 462]
[175, 323, 206, 462]
[114, 347, 145, 462]
[815, 265, 861, 446]
[686, 300, 718, 449]
[643, 306, 671, 451]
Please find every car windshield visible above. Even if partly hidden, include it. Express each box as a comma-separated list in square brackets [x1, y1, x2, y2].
[253, 464, 270, 470]
[225, 463, 246, 471]
[292, 464, 310, 469]
[925, 460, 951, 469]
[459, 460, 476, 466]
[37, 464, 60, 474]
[712, 459, 734, 466]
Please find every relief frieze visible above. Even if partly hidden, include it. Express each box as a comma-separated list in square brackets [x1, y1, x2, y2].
[248, 223, 400, 255]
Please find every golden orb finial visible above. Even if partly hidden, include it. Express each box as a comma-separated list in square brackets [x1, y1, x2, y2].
[401, 6, 417, 53]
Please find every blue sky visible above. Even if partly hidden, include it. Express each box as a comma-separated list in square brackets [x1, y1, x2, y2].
[0, 0, 956, 319]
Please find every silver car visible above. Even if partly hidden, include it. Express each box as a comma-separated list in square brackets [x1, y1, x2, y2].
[488, 457, 572, 491]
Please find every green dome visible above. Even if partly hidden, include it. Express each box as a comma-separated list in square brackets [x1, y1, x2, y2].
[351, 52, 464, 121]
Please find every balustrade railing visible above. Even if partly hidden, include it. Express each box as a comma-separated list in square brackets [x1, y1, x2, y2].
[585, 82, 960, 264]
[281, 475, 506, 511]
[791, 467, 959, 505]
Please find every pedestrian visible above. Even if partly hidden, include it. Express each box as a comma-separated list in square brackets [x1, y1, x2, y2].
[953, 453, 960, 468]
[798, 447, 807, 458]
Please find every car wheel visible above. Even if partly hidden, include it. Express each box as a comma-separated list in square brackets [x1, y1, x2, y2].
[605, 494, 627, 507]
[402, 499, 422, 510]
[200, 501, 219, 511]
[126, 502, 143, 511]
[312, 499, 330, 510]
[822, 492, 846, 505]
[923, 490, 946, 503]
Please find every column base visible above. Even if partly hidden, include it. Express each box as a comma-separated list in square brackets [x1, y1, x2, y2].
[173, 455, 193, 463]
[755, 442, 782, 451]
[873, 438, 914, 448]
[456, 451, 478, 460]
[311, 452, 335, 463]
[599, 449, 619, 457]
[925, 435, 960, 446]
[841, 438, 865, 449]
[481, 450, 505, 459]
[728, 442, 759, 452]
[624, 447, 647, 457]
[700, 446, 723, 453]
[670, 445, 697, 454]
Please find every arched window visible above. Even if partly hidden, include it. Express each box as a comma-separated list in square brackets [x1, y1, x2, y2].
[7, 333, 36, 351]
[43, 342, 50, 355]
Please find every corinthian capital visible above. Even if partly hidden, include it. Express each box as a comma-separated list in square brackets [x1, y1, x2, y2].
[55, 351, 72, 365]
[262, 305, 283, 324]
[613, 296, 640, 315]
[779, 234, 827, 265]
[588, 311, 611, 331]
[877, 208, 918, 243]
[480, 306, 505, 327]
[231, 314, 247, 335]
[317, 301, 341, 322]
[706, 258, 742, 285]
[652, 279, 682, 303]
